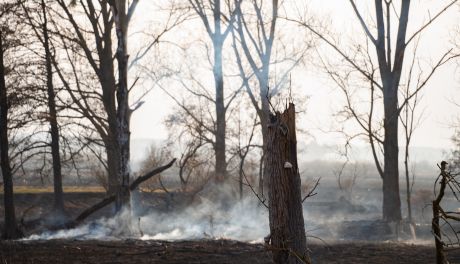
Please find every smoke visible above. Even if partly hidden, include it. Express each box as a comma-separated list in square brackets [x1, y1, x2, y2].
[139, 197, 269, 242]
[23, 180, 435, 244]
[24, 195, 270, 242]
[26, 210, 135, 240]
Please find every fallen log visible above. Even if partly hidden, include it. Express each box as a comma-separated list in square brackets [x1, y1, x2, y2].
[67, 158, 176, 228]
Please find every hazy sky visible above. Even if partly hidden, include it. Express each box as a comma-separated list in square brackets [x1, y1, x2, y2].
[128, 1, 460, 151]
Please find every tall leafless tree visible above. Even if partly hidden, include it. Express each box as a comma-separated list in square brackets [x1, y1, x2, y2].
[52, 0, 121, 196]
[105, 0, 139, 211]
[399, 46, 424, 227]
[0, 1, 23, 239]
[293, 0, 459, 222]
[51, 1, 177, 206]
[187, 0, 237, 182]
[234, 0, 278, 150]
[21, 0, 66, 213]
[232, 0, 278, 197]
[232, 0, 309, 196]
[41, 0, 64, 213]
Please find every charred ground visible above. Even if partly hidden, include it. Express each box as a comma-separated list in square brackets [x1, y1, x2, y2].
[2, 239, 460, 264]
[1, 191, 460, 263]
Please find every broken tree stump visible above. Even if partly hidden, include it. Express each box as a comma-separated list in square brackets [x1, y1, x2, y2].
[264, 103, 310, 264]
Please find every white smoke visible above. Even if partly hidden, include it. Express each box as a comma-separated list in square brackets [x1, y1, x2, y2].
[25, 209, 135, 240]
[24, 196, 270, 242]
[22, 183, 434, 244]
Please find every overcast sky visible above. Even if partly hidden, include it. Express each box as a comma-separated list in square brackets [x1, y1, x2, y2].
[128, 1, 460, 151]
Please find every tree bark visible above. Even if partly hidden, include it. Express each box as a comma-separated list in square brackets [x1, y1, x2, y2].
[41, 0, 64, 212]
[374, 0, 410, 222]
[0, 31, 22, 239]
[213, 37, 227, 182]
[106, 142, 120, 194]
[98, 6, 119, 196]
[110, 1, 131, 212]
[265, 103, 310, 264]
[404, 137, 412, 224]
[190, 0, 229, 183]
[382, 88, 401, 221]
[258, 80, 270, 198]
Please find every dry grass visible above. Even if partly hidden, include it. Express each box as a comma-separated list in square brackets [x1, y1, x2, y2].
[0, 186, 106, 194]
[0, 186, 172, 194]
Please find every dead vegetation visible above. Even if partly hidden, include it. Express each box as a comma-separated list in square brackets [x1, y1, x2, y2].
[432, 161, 460, 263]
[1, 239, 458, 264]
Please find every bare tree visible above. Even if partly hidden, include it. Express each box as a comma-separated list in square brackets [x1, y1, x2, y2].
[164, 103, 214, 191]
[187, 0, 238, 182]
[229, 108, 259, 200]
[293, 0, 459, 222]
[105, 0, 140, 211]
[233, 0, 278, 152]
[157, 63, 241, 188]
[0, 1, 23, 239]
[232, 0, 274, 197]
[51, 0, 121, 196]
[41, 0, 64, 213]
[431, 161, 460, 264]
[49, 1, 179, 208]
[400, 51, 424, 227]
[21, 0, 66, 213]
[232, 0, 309, 196]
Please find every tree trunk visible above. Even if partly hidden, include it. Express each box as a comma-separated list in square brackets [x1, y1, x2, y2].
[382, 87, 401, 222]
[0, 31, 22, 239]
[106, 138, 120, 195]
[432, 165, 448, 264]
[100, 26, 118, 196]
[404, 142, 412, 223]
[101, 75, 119, 196]
[111, 1, 131, 212]
[54, 0, 122, 199]
[41, 0, 64, 212]
[258, 76, 270, 198]
[213, 38, 227, 182]
[374, 0, 409, 224]
[265, 103, 310, 264]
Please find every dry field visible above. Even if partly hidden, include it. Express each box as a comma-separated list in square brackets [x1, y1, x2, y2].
[1, 189, 460, 263]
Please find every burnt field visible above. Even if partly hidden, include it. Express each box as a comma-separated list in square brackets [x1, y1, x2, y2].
[1, 239, 459, 264]
[2, 190, 460, 263]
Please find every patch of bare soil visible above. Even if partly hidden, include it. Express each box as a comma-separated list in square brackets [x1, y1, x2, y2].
[1, 239, 460, 264]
